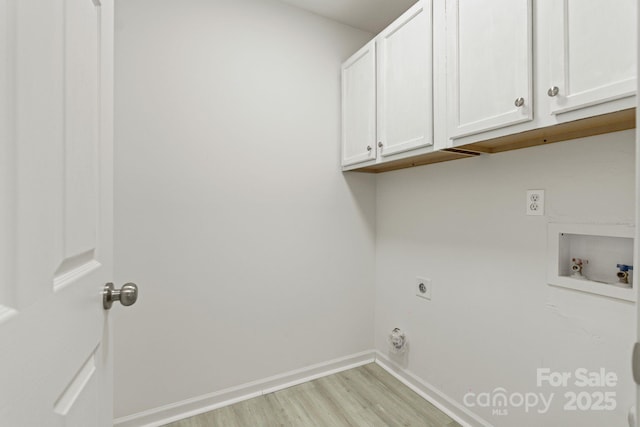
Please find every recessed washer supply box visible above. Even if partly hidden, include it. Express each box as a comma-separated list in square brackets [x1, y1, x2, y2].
[547, 223, 635, 302]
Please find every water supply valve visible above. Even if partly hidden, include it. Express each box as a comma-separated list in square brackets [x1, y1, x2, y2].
[571, 258, 588, 279]
[616, 264, 633, 285]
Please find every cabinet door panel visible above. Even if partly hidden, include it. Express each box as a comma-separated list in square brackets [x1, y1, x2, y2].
[548, 0, 636, 114]
[447, 0, 532, 139]
[342, 41, 376, 167]
[378, 0, 432, 157]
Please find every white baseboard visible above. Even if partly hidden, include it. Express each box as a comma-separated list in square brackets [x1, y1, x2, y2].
[374, 351, 492, 427]
[114, 349, 491, 427]
[113, 350, 376, 427]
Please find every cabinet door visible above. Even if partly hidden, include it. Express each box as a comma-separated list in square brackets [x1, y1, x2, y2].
[377, 0, 432, 158]
[342, 41, 376, 167]
[446, 0, 532, 139]
[547, 0, 636, 115]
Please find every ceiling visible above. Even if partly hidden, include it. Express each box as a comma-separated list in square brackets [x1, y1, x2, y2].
[277, 0, 418, 33]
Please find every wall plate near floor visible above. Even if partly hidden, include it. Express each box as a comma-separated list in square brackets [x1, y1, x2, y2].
[415, 277, 432, 300]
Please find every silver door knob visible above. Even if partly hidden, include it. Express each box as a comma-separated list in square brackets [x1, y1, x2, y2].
[378, 141, 383, 148]
[366, 145, 372, 152]
[548, 86, 559, 97]
[514, 97, 525, 107]
[103, 282, 138, 310]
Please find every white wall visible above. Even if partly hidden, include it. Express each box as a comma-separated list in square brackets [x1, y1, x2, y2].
[114, 0, 374, 419]
[375, 130, 636, 427]
[115, 1, 637, 425]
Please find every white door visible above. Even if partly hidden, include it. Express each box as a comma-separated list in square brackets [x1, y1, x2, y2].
[547, 0, 636, 115]
[446, 0, 532, 139]
[0, 0, 117, 426]
[377, 0, 432, 158]
[342, 40, 376, 167]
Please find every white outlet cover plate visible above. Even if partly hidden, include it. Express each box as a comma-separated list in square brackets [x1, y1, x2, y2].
[416, 277, 432, 300]
[526, 189, 545, 216]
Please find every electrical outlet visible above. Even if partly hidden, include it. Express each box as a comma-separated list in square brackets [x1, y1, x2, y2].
[416, 277, 432, 300]
[526, 190, 544, 216]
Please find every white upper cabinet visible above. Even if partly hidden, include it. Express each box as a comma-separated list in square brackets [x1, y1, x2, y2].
[342, 41, 376, 167]
[446, 0, 533, 139]
[546, 0, 637, 115]
[341, 0, 636, 172]
[342, 0, 433, 169]
[377, 1, 432, 157]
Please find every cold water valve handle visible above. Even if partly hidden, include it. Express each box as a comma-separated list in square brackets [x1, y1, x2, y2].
[616, 264, 633, 285]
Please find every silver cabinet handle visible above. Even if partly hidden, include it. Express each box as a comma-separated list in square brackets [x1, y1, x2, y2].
[366, 145, 372, 152]
[548, 86, 559, 97]
[514, 97, 525, 107]
[378, 142, 383, 148]
[103, 282, 138, 310]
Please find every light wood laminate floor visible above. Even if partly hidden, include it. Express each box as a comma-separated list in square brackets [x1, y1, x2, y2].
[164, 363, 461, 427]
